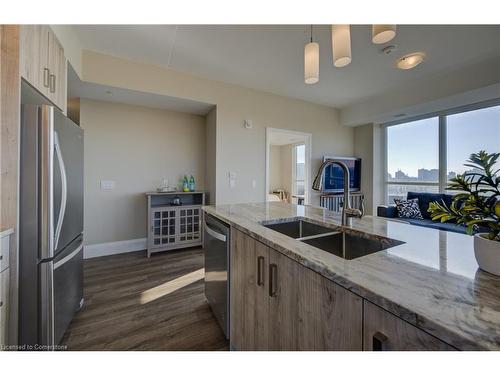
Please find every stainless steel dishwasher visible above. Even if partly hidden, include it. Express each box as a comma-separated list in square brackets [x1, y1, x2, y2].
[203, 213, 230, 338]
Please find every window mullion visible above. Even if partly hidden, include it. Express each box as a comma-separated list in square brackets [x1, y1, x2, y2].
[438, 115, 447, 192]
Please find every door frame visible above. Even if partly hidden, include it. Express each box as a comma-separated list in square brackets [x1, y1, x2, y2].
[265, 127, 312, 205]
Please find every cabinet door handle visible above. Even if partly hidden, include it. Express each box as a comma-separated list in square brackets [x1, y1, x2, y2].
[257, 256, 265, 286]
[43, 68, 50, 87]
[269, 264, 277, 297]
[373, 332, 388, 351]
[49, 74, 56, 93]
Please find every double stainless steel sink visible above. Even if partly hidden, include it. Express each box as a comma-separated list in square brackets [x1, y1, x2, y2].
[262, 218, 403, 260]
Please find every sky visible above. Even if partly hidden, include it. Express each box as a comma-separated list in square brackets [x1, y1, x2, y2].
[387, 105, 500, 177]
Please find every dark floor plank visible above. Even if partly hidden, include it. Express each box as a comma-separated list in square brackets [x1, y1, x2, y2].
[60, 248, 228, 351]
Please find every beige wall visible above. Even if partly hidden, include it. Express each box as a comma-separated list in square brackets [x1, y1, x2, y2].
[280, 144, 294, 199]
[205, 106, 217, 204]
[354, 124, 374, 215]
[269, 144, 295, 201]
[81, 51, 354, 206]
[269, 145, 282, 192]
[81, 99, 206, 245]
[354, 123, 385, 215]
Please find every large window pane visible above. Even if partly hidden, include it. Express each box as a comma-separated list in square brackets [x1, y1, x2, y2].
[447, 105, 500, 179]
[387, 184, 440, 203]
[387, 117, 439, 182]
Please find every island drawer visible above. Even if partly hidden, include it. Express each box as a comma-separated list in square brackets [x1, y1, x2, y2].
[363, 301, 455, 351]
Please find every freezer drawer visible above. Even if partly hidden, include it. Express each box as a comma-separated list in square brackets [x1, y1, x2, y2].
[53, 236, 84, 345]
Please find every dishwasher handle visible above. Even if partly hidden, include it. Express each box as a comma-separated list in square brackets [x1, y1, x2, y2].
[204, 221, 227, 242]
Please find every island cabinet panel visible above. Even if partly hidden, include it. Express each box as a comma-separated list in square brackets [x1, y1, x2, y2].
[363, 301, 455, 351]
[230, 228, 363, 351]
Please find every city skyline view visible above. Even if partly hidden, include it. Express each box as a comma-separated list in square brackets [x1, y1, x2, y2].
[387, 105, 500, 179]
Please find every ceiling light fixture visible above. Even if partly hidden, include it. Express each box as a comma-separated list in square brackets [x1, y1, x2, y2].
[396, 52, 426, 70]
[372, 25, 397, 44]
[304, 25, 319, 84]
[331, 25, 352, 68]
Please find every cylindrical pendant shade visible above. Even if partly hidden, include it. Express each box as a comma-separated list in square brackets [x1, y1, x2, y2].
[331, 25, 352, 68]
[304, 41, 319, 84]
[372, 25, 397, 44]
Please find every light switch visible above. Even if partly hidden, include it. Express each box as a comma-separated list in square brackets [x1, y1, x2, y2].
[252, 179, 256, 188]
[100, 180, 115, 190]
[229, 171, 237, 189]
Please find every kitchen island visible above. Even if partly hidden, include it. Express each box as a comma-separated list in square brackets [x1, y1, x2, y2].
[202, 202, 500, 351]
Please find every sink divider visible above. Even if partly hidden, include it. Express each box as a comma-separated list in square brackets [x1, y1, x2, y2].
[296, 231, 342, 242]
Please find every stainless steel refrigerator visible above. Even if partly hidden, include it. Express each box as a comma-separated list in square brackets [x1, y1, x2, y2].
[19, 83, 84, 348]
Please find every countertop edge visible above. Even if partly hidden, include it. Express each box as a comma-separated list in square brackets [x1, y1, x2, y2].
[202, 206, 487, 351]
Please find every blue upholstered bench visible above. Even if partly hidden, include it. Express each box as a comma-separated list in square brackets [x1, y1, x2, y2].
[377, 192, 469, 234]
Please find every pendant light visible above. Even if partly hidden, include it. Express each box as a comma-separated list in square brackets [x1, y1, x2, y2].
[304, 25, 319, 84]
[372, 25, 397, 44]
[331, 25, 352, 68]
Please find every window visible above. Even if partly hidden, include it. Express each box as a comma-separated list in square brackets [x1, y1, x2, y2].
[385, 101, 500, 204]
[447, 105, 500, 180]
[386, 117, 440, 203]
[292, 144, 305, 202]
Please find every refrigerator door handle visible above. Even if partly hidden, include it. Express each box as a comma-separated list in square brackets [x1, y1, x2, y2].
[54, 243, 83, 270]
[54, 131, 68, 251]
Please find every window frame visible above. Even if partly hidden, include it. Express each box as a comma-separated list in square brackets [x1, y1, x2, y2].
[383, 98, 500, 204]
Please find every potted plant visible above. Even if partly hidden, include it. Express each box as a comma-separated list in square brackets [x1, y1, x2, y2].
[428, 150, 500, 276]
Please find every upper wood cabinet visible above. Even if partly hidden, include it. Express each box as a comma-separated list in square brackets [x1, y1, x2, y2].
[363, 301, 455, 351]
[230, 228, 363, 351]
[20, 25, 67, 113]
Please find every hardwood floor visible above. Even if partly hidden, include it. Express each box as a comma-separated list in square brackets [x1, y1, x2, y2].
[61, 247, 228, 350]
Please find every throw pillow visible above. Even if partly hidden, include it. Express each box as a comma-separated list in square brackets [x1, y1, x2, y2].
[394, 198, 424, 219]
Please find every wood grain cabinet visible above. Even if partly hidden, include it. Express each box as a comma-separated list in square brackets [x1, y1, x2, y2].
[363, 301, 455, 351]
[230, 228, 363, 350]
[20, 25, 67, 113]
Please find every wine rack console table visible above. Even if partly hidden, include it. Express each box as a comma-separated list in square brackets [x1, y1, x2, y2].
[145, 191, 205, 257]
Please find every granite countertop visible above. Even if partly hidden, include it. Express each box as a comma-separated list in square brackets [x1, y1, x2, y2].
[202, 202, 500, 350]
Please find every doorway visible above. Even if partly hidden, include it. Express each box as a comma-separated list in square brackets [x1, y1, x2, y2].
[265, 128, 312, 205]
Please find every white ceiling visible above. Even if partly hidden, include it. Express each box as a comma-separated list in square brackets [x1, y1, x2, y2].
[67, 63, 214, 115]
[72, 25, 500, 109]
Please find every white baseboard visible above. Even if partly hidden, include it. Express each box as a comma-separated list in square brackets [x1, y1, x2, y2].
[84, 238, 147, 259]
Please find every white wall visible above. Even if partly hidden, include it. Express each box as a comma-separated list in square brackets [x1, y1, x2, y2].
[81, 99, 206, 246]
[80, 51, 354, 206]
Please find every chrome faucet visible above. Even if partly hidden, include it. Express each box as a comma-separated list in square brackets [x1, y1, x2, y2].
[312, 160, 363, 225]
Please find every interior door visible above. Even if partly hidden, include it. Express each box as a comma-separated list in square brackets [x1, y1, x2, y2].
[53, 109, 83, 254]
